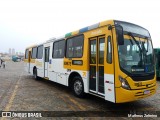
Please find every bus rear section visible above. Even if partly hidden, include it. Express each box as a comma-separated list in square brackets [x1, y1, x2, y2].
[24, 45, 37, 74]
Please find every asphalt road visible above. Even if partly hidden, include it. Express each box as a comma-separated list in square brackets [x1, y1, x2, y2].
[0, 61, 160, 119]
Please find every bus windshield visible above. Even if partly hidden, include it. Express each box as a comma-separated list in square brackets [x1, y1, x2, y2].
[118, 38, 154, 75]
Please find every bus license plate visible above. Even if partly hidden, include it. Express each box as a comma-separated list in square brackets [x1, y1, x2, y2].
[144, 90, 150, 95]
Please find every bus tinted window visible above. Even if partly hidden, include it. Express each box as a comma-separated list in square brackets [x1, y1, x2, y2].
[32, 47, 37, 59]
[25, 49, 29, 59]
[37, 45, 43, 59]
[107, 36, 112, 63]
[53, 42, 58, 58]
[53, 40, 65, 58]
[66, 35, 84, 58]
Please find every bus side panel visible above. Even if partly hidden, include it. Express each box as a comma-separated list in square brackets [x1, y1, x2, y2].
[48, 66, 57, 82]
[29, 59, 36, 75]
[36, 59, 44, 78]
[63, 33, 89, 92]
[48, 44, 57, 82]
[104, 74, 115, 102]
[52, 59, 67, 85]
[67, 70, 89, 93]
[24, 59, 28, 72]
[84, 71, 89, 93]
[104, 28, 116, 103]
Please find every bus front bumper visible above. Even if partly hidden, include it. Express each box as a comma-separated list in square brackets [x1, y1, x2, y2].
[115, 85, 157, 103]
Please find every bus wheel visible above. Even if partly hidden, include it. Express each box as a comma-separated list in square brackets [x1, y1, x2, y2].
[72, 76, 85, 98]
[33, 68, 38, 80]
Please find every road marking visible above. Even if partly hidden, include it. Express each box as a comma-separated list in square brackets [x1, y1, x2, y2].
[59, 96, 76, 111]
[65, 95, 86, 110]
[3, 72, 23, 111]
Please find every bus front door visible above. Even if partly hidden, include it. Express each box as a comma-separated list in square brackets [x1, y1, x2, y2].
[44, 47, 50, 78]
[89, 36, 105, 95]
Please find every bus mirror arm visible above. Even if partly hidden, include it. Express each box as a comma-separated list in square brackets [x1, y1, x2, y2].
[108, 24, 124, 45]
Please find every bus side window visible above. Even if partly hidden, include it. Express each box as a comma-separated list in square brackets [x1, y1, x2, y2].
[66, 35, 84, 58]
[32, 47, 37, 59]
[37, 45, 43, 59]
[53, 40, 65, 58]
[107, 36, 112, 64]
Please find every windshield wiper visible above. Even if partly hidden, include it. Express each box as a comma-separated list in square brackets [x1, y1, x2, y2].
[128, 32, 144, 66]
[128, 32, 142, 52]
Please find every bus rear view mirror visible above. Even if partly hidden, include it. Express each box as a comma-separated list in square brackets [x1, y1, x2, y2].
[116, 26, 124, 45]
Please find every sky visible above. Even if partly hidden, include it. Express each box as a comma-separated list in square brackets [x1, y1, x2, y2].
[0, 0, 159, 53]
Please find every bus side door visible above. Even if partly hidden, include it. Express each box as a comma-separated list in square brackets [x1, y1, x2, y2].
[44, 47, 50, 78]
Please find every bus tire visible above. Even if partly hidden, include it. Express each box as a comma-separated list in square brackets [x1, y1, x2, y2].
[33, 68, 39, 80]
[72, 76, 85, 98]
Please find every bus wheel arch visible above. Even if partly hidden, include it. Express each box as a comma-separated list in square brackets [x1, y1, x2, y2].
[68, 72, 85, 98]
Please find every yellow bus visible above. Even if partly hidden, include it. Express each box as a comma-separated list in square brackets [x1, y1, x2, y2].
[24, 20, 156, 103]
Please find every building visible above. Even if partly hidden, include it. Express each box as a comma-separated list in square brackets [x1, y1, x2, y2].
[9, 48, 12, 56]
[12, 48, 15, 55]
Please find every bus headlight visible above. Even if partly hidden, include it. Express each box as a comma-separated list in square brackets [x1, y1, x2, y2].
[119, 76, 131, 90]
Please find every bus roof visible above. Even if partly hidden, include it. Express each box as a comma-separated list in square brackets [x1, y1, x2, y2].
[27, 19, 150, 47]
[26, 44, 37, 49]
[64, 19, 113, 38]
[46, 19, 113, 43]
